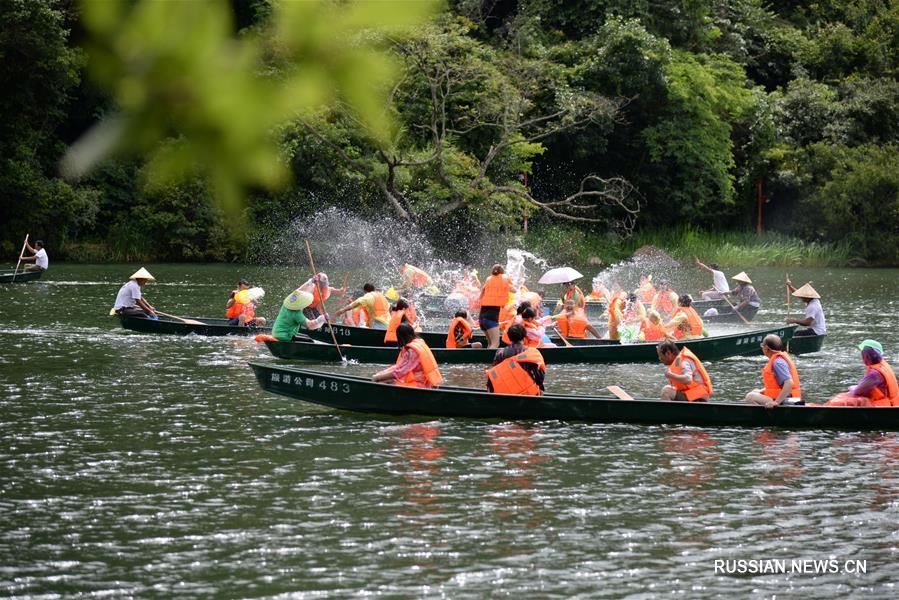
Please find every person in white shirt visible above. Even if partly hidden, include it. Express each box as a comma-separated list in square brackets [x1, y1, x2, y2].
[694, 257, 728, 299]
[113, 268, 158, 318]
[786, 281, 826, 336]
[21, 240, 49, 271]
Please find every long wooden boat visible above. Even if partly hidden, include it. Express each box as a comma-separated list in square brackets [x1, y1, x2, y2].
[118, 314, 271, 336]
[248, 363, 899, 430]
[0, 269, 43, 283]
[786, 333, 826, 355]
[265, 325, 799, 365]
[700, 304, 759, 324]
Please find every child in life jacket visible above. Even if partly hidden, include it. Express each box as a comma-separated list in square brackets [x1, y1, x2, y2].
[446, 310, 483, 348]
[486, 323, 545, 395]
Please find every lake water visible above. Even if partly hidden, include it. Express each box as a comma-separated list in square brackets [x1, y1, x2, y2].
[2, 263, 898, 597]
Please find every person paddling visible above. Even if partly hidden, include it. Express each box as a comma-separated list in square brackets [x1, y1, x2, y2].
[20, 239, 49, 272]
[335, 283, 390, 330]
[694, 257, 728, 300]
[479, 264, 514, 349]
[299, 272, 341, 319]
[486, 324, 545, 395]
[272, 290, 326, 341]
[373, 323, 443, 388]
[744, 334, 803, 408]
[113, 268, 158, 318]
[724, 272, 761, 314]
[785, 281, 826, 337]
[826, 340, 899, 407]
[446, 310, 482, 349]
[657, 340, 712, 402]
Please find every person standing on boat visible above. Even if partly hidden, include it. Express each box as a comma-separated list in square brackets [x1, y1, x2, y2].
[20, 240, 49, 272]
[373, 323, 443, 388]
[785, 281, 826, 337]
[335, 283, 390, 329]
[745, 334, 803, 408]
[826, 340, 899, 407]
[486, 324, 545, 395]
[724, 272, 761, 314]
[272, 290, 326, 341]
[299, 272, 341, 319]
[657, 340, 712, 402]
[113, 268, 157, 318]
[479, 264, 514, 349]
[694, 258, 728, 300]
[666, 295, 705, 340]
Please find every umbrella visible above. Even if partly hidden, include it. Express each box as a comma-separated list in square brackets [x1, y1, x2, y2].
[538, 267, 584, 285]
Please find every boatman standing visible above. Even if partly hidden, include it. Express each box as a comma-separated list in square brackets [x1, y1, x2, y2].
[486, 324, 546, 395]
[20, 240, 49, 272]
[657, 340, 712, 402]
[744, 334, 803, 408]
[113, 267, 157, 318]
[373, 323, 443, 388]
[785, 281, 826, 338]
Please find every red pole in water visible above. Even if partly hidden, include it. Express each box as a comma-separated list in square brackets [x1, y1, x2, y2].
[756, 179, 764, 234]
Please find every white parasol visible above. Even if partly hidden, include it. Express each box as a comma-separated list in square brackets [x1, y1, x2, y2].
[538, 267, 584, 285]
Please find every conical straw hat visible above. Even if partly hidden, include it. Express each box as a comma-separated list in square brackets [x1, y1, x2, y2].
[731, 271, 752, 284]
[129, 267, 155, 281]
[791, 283, 820, 299]
[282, 289, 313, 311]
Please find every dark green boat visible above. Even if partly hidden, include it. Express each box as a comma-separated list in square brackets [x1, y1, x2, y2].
[248, 362, 899, 429]
[786, 333, 826, 355]
[700, 304, 759, 324]
[265, 325, 799, 364]
[0, 269, 43, 283]
[118, 314, 271, 336]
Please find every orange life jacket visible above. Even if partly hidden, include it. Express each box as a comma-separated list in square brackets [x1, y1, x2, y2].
[446, 317, 473, 349]
[668, 347, 713, 401]
[868, 361, 899, 407]
[641, 319, 666, 341]
[353, 306, 369, 327]
[562, 286, 586, 309]
[396, 338, 443, 388]
[607, 296, 625, 340]
[671, 306, 703, 339]
[556, 310, 589, 338]
[226, 300, 246, 319]
[522, 319, 543, 347]
[242, 302, 256, 322]
[762, 351, 802, 400]
[482, 274, 513, 308]
[653, 291, 676, 315]
[638, 283, 656, 304]
[384, 309, 411, 343]
[486, 347, 546, 396]
[500, 312, 521, 345]
[402, 264, 431, 287]
[364, 291, 390, 326]
[311, 285, 331, 311]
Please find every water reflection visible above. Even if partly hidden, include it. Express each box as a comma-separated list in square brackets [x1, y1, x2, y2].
[392, 422, 446, 510]
[754, 431, 803, 491]
[659, 430, 720, 490]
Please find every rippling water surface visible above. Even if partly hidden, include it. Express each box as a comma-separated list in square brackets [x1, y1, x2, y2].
[2, 264, 898, 597]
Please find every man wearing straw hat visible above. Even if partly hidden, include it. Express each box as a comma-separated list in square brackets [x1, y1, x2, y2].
[785, 280, 826, 337]
[724, 272, 761, 314]
[113, 268, 157, 318]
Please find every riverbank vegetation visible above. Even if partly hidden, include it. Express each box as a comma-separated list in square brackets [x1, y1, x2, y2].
[2, 0, 897, 265]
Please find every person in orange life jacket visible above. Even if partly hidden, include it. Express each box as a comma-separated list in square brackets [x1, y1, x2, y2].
[666, 294, 704, 340]
[556, 299, 601, 339]
[299, 272, 342, 319]
[588, 279, 610, 302]
[499, 300, 532, 345]
[335, 283, 390, 329]
[606, 290, 626, 340]
[651, 280, 679, 318]
[479, 264, 514, 349]
[228, 288, 267, 327]
[486, 324, 545, 394]
[745, 335, 803, 408]
[636, 273, 656, 304]
[657, 340, 712, 402]
[373, 323, 443, 388]
[826, 340, 899, 407]
[384, 298, 415, 345]
[447, 310, 483, 349]
[640, 309, 668, 342]
[520, 307, 557, 347]
[340, 295, 369, 327]
[554, 280, 586, 313]
[225, 279, 250, 315]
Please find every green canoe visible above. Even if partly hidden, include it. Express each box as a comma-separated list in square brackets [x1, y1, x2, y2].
[248, 362, 899, 429]
[118, 314, 271, 336]
[265, 324, 799, 365]
[0, 269, 43, 283]
[786, 333, 826, 355]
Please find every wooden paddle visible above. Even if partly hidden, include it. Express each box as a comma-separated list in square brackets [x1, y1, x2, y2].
[552, 327, 573, 348]
[305, 239, 347, 364]
[785, 273, 791, 320]
[607, 385, 634, 400]
[11, 234, 28, 282]
[156, 310, 205, 326]
[719, 291, 751, 326]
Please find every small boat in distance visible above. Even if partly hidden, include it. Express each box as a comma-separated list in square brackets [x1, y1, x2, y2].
[0, 269, 43, 283]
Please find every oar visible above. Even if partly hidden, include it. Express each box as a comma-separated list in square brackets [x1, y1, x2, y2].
[786, 273, 791, 320]
[607, 385, 634, 400]
[156, 310, 205, 325]
[305, 239, 347, 364]
[11, 234, 28, 282]
[719, 292, 751, 326]
[553, 327, 573, 348]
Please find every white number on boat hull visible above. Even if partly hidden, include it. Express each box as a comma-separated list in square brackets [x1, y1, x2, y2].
[270, 372, 350, 393]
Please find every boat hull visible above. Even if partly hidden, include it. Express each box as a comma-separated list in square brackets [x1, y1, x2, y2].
[0, 269, 43, 283]
[118, 315, 271, 336]
[266, 325, 799, 364]
[786, 333, 826, 355]
[249, 363, 899, 429]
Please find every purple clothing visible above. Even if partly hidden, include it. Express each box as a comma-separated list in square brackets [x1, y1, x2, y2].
[850, 367, 887, 398]
[771, 356, 792, 387]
